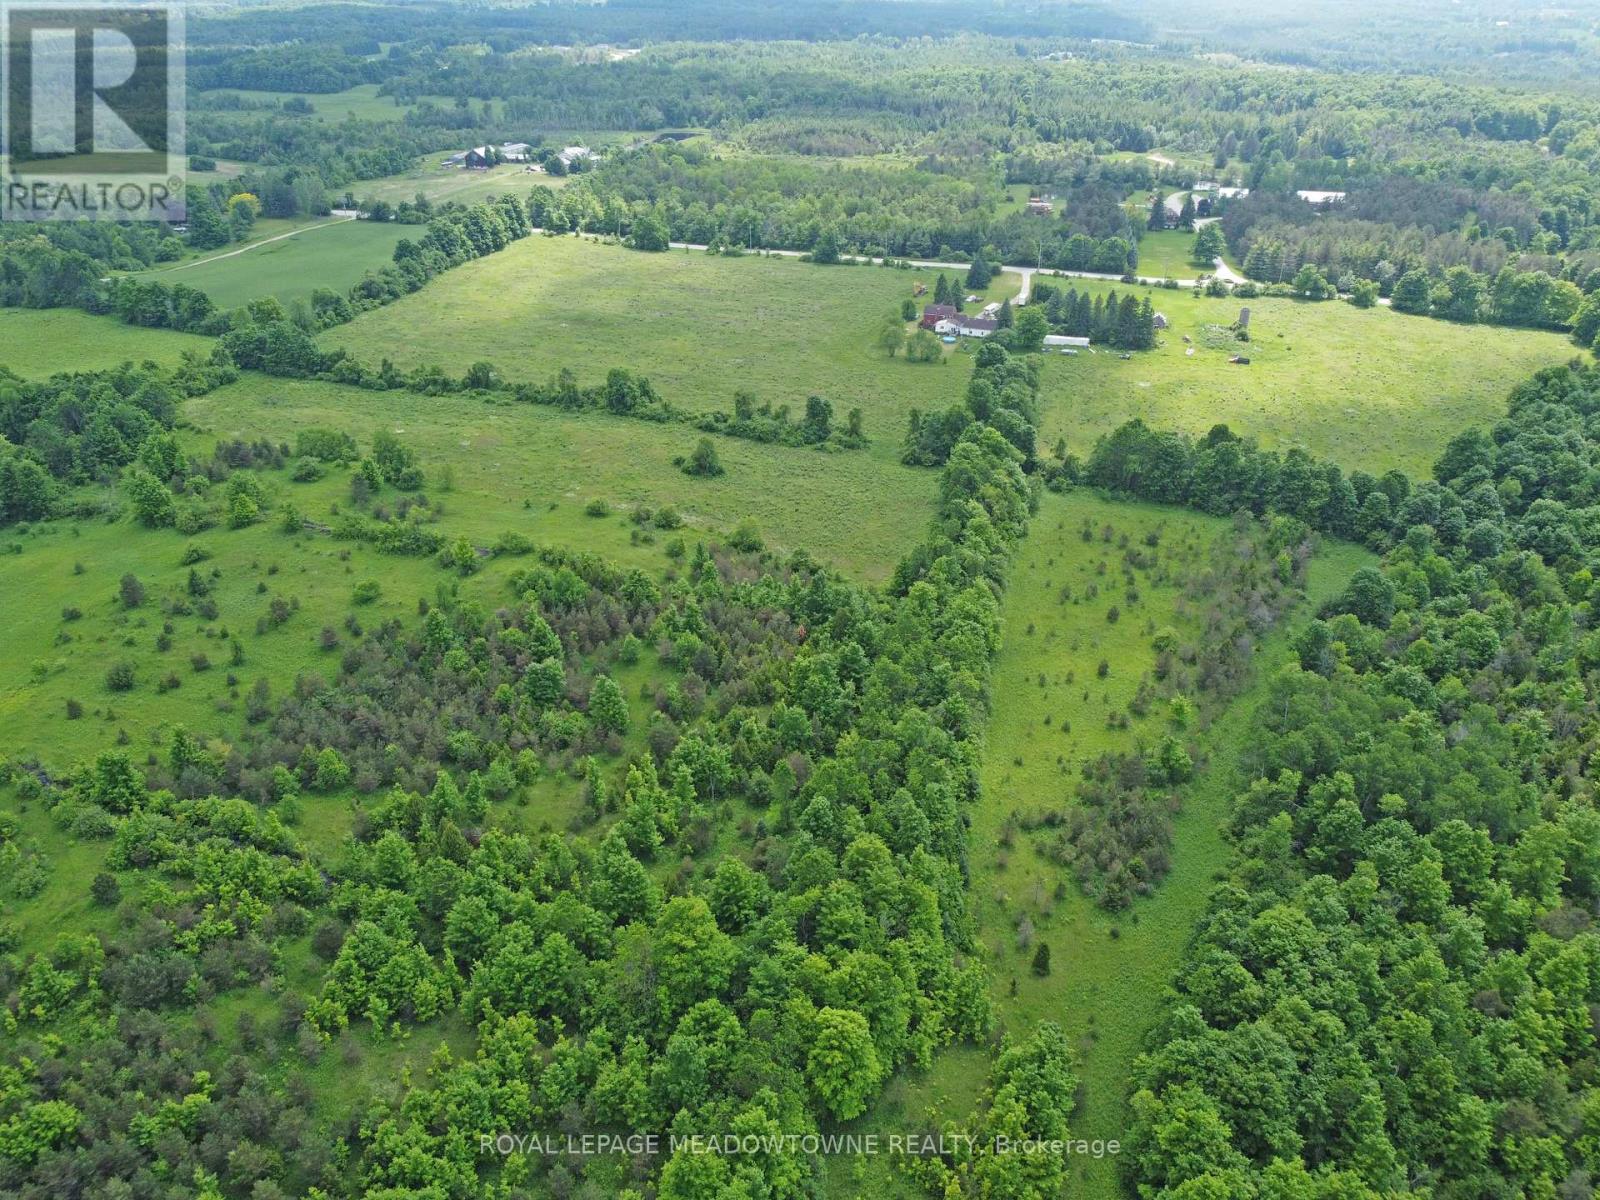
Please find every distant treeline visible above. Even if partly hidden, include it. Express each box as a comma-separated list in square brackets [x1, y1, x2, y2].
[0, 195, 531, 339]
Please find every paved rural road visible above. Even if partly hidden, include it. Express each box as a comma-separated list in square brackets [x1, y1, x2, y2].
[546, 230, 1389, 304]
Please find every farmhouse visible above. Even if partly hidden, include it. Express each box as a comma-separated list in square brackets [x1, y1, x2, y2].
[920, 304, 957, 329]
[936, 315, 999, 338]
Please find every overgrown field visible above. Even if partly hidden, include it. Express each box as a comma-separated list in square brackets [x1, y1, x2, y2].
[1034, 279, 1573, 475]
[973, 488, 1372, 1200]
[321, 234, 1020, 461]
[0, 309, 212, 378]
[136, 219, 414, 309]
[183, 375, 934, 580]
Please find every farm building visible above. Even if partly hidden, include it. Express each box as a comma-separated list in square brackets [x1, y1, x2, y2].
[558, 145, 596, 167]
[1296, 190, 1347, 205]
[501, 142, 532, 162]
[1026, 197, 1055, 215]
[919, 304, 957, 329]
[1044, 335, 1091, 348]
[936, 315, 999, 338]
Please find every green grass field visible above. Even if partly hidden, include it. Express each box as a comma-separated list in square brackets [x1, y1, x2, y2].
[973, 489, 1373, 1199]
[0, 309, 211, 379]
[1033, 279, 1573, 475]
[184, 374, 934, 582]
[1133, 229, 1203, 279]
[195, 84, 478, 123]
[135, 219, 412, 309]
[352, 161, 567, 207]
[322, 235, 1020, 464]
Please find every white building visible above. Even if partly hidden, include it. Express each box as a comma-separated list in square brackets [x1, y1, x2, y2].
[501, 142, 532, 162]
[1044, 335, 1091, 348]
[936, 316, 999, 338]
[1296, 190, 1347, 205]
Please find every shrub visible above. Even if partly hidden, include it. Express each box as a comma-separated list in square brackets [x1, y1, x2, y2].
[352, 580, 382, 605]
[106, 662, 136, 691]
[91, 872, 121, 906]
[680, 438, 725, 478]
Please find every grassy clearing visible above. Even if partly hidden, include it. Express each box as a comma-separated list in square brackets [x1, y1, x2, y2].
[973, 488, 1374, 1199]
[184, 374, 935, 582]
[1034, 279, 1573, 475]
[0, 309, 211, 379]
[136, 219, 413, 309]
[195, 84, 472, 123]
[1133, 229, 1202, 279]
[322, 234, 1019, 464]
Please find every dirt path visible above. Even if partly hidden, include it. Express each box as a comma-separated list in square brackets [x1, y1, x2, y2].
[159, 217, 357, 274]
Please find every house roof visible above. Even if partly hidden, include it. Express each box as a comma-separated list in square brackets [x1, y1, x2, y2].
[922, 304, 957, 319]
[958, 317, 998, 331]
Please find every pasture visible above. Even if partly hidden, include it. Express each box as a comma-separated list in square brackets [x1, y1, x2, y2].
[321, 234, 1021, 463]
[973, 489, 1372, 1200]
[137, 219, 413, 309]
[0, 309, 211, 379]
[1032, 278, 1573, 475]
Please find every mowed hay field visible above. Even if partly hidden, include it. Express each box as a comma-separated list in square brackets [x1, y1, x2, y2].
[184, 375, 934, 582]
[322, 235, 1020, 461]
[0, 309, 212, 379]
[1034, 280, 1574, 475]
[137, 219, 414, 309]
[353, 161, 565, 206]
[974, 489, 1374, 1200]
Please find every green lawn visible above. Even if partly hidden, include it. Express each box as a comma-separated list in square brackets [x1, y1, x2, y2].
[0, 309, 211, 379]
[135, 219, 413, 310]
[323, 234, 1020, 465]
[1133, 229, 1203, 279]
[973, 489, 1373, 1199]
[1033, 279, 1573, 476]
